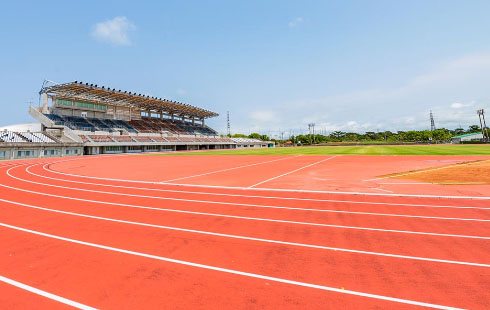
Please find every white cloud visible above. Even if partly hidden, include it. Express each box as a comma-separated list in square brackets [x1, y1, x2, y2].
[225, 52, 490, 135]
[288, 17, 303, 28]
[250, 111, 276, 122]
[92, 16, 135, 46]
[176, 88, 187, 96]
[451, 102, 474, 109]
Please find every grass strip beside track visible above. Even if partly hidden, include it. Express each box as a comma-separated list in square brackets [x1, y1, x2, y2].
[143, 144, 490, 156]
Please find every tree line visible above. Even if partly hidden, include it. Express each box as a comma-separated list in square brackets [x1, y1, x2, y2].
[228, 125, 484, 145]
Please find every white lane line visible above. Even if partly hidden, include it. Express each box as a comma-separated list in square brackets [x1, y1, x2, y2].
[248, 156, 339, 188]
[0, 222, 465, 310]
[33, 163, 490, 211]
[372, 188, 394, 193]
[13, 165, 490, 223]
[378, 183, 434, 185]
[0, 275, 97, 310]
[162, 155, 302, 182]
[381, 182, 487, 185]
[43, 158, 490, 200]
[159, 181, 490, 200]
[1, 197, 489, 268]
[2, 175, 489, 241]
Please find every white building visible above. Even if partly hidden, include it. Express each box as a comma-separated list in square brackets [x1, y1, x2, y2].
[451, 132, 483, 143]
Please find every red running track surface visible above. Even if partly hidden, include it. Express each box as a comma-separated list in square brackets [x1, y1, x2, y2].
[0, 154, 489, 309]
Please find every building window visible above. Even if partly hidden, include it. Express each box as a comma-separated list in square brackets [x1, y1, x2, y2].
[57, 99, 105, 111]
[17, 150, 34, 157]
[65, 149, 79, 155]
[105, 146, 123, 152]
[0, 151, 5, 158]
[44, 149, 59, 156]
[76, 101, 95, 109]
[57, 99, 73, 107]
[145, 145, 159, 151]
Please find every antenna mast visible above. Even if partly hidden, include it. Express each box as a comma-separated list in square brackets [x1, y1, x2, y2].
[226, 111, 231, 137]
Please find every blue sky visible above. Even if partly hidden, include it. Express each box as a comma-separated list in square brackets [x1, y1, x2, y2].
[1, 0, 489, 137]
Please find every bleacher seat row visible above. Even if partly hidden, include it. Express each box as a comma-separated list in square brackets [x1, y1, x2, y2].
[0, 131, 56, 143]
[45, 114, 217, 136]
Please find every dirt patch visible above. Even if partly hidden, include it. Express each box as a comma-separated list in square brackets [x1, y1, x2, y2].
[382, 160, 490, 185]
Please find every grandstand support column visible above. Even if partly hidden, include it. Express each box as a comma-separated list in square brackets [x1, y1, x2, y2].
[201, 118, 205, 126]
[42, 94, 49, 114]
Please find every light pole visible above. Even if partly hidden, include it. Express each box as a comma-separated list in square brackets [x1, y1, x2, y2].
[308, 123, 315, 145]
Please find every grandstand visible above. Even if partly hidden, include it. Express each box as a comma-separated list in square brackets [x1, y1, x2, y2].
[29, 80, 244, 155]
[1, 80, 272, 159]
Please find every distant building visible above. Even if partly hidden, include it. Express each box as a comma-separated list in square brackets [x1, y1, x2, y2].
[231, 137, 274, 148]
[451, 132, 484, 144]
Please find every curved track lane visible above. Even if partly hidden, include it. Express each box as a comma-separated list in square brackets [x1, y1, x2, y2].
[0, 156, 489, 309]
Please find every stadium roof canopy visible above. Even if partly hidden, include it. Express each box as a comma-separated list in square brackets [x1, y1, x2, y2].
[40, 81, 218, 119]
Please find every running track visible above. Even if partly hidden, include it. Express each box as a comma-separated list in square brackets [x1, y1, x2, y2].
[0, 154, 489, 309]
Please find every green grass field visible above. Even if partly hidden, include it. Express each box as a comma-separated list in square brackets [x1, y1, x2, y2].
[147, 144, 490, 156]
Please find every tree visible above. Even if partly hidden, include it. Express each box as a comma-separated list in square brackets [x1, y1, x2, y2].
[468, 125, 481, 133]
[454, 128, 465, 135]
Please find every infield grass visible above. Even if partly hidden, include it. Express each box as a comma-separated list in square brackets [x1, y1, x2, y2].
[146, 144, 490, 156]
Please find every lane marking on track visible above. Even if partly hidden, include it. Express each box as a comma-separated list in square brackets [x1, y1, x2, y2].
[0, 222, 465, 310]
[381, 182, 487, 185]
[32, 163, 490, 211]
[11, 165, 490, 223]
[372, 188, 394, 193]
[1, 197, 489, 268]
[43, 157, 490, 200]
[2, 172, 490, 240]
[0, 275, 97, 310]
[248, 156, 339, 188]
[378, 182, 434, 185]
[162, 155, 302, 182]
